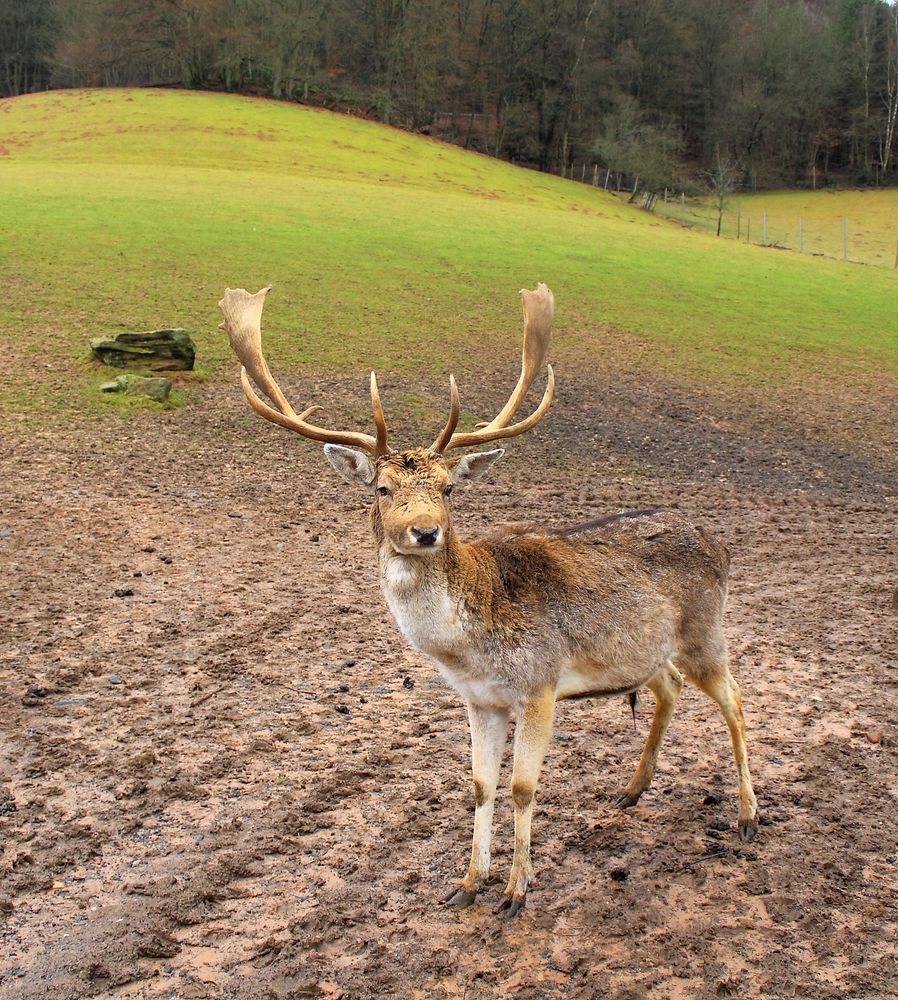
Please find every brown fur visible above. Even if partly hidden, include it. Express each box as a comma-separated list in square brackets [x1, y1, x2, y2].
[371, 449, 758, 914]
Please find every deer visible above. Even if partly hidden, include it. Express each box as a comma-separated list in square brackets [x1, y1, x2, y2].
[218, 283, 759, 917]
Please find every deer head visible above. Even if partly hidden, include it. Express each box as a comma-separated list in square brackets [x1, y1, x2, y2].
[218, 283, 555, 556]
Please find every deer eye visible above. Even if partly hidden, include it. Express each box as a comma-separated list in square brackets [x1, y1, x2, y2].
[443, 485, 454, 497]
[377, 485, 391, 497]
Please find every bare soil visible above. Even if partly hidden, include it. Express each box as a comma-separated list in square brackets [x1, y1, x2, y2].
[2, 359, 897, 999]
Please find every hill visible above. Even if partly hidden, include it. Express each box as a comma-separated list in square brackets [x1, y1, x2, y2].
[1, 88, 897, 420]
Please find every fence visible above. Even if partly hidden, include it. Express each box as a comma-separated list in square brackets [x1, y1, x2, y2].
[564, 164, 898, 269]
[650, 193, 898, 269]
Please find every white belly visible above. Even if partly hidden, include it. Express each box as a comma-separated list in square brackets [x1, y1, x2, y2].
[555, 658, 660, 699]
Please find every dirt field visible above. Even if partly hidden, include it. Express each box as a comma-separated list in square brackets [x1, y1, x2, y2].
[2, 356, 897, 999]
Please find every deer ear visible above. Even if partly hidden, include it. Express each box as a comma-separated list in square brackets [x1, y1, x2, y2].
[323, 444, 376, 487]
[449, 449, 505, 484]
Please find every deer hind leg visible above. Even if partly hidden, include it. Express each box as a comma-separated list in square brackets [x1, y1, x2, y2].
[443, 703, 509, 908]
[689, 655, 759, 841]
[615, 660, 684, 809]
[497, 686, 555, 918]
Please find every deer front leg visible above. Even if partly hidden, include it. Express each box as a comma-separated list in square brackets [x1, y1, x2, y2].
[442, 703, 509, 908]
[497, 686, 555, 918]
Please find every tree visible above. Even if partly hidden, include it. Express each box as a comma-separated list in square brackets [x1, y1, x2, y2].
[702, 145, 741, 235]
[876, 0, 898, 178]
[0, 0, 56, 96]
[52, 0, 174, 89]
[592, 97, 686, 205]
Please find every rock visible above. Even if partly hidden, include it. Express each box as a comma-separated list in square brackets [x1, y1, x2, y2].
[90, 329, 195, 370]
[610, 867, 629, 882]
[108, 675, 122, 685]
[101, 375, 172, 403]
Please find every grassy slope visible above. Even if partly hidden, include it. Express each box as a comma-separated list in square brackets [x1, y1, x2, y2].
[1, 88, 896, 419]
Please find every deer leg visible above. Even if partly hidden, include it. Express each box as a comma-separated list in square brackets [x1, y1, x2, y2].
[693, 666, 759, 841]
[497, 686, 555, 918]
[615, 660, 683, 809]
[442, 703, 509, 908]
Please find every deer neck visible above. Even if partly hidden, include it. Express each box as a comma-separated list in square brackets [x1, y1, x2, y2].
[372, 507, 480, 662]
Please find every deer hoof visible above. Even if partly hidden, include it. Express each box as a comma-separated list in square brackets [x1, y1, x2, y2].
[495, 893, 526, 918]
[442, 886, 477, 908]
[614, 791, 641, 809]
[738, 818, 758, 842]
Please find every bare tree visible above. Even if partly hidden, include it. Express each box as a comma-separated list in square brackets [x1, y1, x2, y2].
[703, 146, 741, 237]
[877, 0, 898, 178]
[0, 0, 55, 96]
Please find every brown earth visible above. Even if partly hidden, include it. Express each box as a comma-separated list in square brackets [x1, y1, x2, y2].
[1, 356, 897, 999]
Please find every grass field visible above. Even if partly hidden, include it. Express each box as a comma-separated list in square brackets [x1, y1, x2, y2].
[656, 187, 898, 268]
[2, 88, 897, 421]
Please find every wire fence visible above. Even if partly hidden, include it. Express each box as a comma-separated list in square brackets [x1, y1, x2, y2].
[564, 164, 898, 269]
[651, 193, 898, 269]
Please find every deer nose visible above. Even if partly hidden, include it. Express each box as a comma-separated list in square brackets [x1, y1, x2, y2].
[411, 526, 441, 547]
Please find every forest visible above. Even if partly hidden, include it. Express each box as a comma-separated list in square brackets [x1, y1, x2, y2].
[3, 0, 898, 191]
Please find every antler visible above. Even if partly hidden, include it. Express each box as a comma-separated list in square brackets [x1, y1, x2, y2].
[431, 282, 555, 453]
[218, 286, 391, 457]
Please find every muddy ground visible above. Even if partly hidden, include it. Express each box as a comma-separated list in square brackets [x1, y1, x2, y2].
[1, 354, 897, 999]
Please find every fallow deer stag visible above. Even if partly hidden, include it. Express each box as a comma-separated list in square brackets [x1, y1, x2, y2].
[218, 283, 759, 917]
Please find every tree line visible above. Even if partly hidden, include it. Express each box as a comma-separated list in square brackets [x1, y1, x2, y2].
[3, 0, 898, 193]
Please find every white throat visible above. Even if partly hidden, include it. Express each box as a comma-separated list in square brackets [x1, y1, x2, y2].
[381, 550, 428, 593]
[379, 545, 465, 659]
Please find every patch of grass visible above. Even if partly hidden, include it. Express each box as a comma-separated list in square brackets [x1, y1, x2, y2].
[1, 88, 897, 422]
[86, 383, 188, 414]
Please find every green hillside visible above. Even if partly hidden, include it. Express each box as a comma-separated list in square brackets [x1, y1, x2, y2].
[1, 88, 896, 419]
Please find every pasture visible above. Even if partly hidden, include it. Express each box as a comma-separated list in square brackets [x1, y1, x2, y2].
[657, 187, 898, 269]
[1, 89, 897, 999]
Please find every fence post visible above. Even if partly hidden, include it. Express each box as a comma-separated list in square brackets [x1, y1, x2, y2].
[581, 163, 586, 182]
[592, 163, 598, 186]
[799, 217, 803, 253]
[762, 211, 767, 246]
[841, 218, 847, 260]
[604, 169, 610, 190]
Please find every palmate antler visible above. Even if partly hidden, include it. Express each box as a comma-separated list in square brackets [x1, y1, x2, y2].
[430, 282, 555, 453]
[219, 282, 554, 458]
[218, 286, 390, 457]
